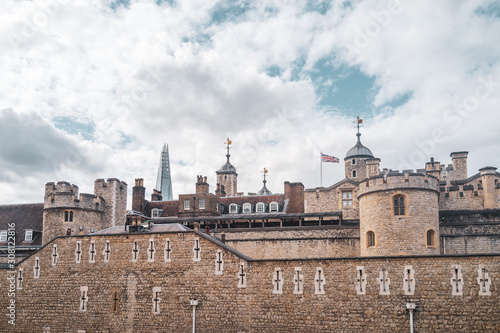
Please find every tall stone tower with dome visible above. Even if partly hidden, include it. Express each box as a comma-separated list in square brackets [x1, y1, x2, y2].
[216, 138, 238, 197]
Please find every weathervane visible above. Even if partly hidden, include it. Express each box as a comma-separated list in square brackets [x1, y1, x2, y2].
[262, 167, 268, 183]
[354, 116, 363, 134]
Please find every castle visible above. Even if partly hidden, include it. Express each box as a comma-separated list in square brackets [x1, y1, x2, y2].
[0, 126, 499, 332]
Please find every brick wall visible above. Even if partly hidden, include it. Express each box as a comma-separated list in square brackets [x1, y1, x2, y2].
[2, 231, 499, 332]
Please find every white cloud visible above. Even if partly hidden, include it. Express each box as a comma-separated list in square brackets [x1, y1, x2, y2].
[0, 0, 499, 206]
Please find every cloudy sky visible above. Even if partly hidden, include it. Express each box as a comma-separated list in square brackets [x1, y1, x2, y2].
[1, 0, 500, 206]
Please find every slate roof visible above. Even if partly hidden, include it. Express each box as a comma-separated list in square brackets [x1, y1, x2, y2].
[145, 200, 179, 217]
[0, 203, 44, 246]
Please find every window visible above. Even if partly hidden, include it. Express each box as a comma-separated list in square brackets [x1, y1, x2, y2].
[216, 204, 219, 212]
[229, 204, 238, 213]
[269, 202, 279, 212]
[393, 195, 405, 215]
[342, 191, 353, 207]
[352, 159, 356, 165]
[184, 200, 190, 210]
[352, 170, 357, 178]
[25, 230, 33, 242]
[151, 208, 162, 217]
[256, 202, 265, 213]
[0, 231, 7, 242]
[64, 210, 74, 222]
[242, 203, 251, 213]
[426, 229, 436, 247]
[199, 199, 206, 210]
[367, 231, 375, 248]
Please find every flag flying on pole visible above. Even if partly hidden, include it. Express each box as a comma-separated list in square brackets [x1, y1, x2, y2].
[321, 153, 339, 163]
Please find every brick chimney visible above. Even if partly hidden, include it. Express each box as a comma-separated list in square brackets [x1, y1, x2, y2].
[132, 178, 145, 212]
[215, 183, 226, 197]
[284, 181, 304, 213]
[196, 175, 209, 194]
[151, 189, 163, 201]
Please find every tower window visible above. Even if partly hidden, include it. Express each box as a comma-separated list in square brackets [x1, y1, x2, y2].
[64, 210, 74, 222]
[342, 191, 353, 207]
[426, 229, 436, 247]
[367, 231, 375, 248]
[224, 175, 227, 180]
[25, 230, 33, 242]
[352, 170, 357, 178]
[199, 199, 206, 210]
[184, 200, 190, 210]
[352, 159, 356, 165]
[393, 195, 405, 216]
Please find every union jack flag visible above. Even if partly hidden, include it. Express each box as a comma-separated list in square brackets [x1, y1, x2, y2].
[321, 153, 339, 163]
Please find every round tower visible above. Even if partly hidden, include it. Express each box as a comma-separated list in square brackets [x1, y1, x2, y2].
[358, 173, 440, 256]
[344, 118, 375, 180]
[216, 138, 238, 197]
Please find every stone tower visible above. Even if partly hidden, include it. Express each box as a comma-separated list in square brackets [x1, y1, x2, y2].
[42, 179, 127, 244]
[216, 138, 238, 197]
[155, 143, 173, 201]
[358, 173, 440, 256]
[344, 118, 378, 180]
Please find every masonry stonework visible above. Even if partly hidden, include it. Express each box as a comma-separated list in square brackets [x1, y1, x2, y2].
[1, 231, 499, 332]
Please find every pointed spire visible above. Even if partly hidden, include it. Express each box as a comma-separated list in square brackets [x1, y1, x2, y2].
[217, 138, 237, 174]
[155, 143, 173, 201]
[257, 168, 272, 195]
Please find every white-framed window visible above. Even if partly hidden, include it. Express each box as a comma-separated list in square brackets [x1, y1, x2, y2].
[25, 230, 33, 242]
[269, 202, 279, 212]
[151, 208, 162, 218]
[184, 200, 190, 210]
[0, 231, 7, 242]
[229, 204, 238, 213]
[242, 203, 251, 213]
[342, 191, 353, 207]
[256, 202, 265, 213]
[216, 203, 219, 212]
[199, 199, 206, 210]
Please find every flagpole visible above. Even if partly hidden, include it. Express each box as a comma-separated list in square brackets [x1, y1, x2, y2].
[320, 152, 322, 187]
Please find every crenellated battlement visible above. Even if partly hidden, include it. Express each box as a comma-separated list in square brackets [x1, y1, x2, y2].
[94, 178, 127, 194]
[358, 173, 439, 198]
[44, 188, 104, 212]
[44, 181, 79, 197]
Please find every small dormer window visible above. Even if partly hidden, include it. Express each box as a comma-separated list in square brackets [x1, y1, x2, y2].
[0, 231, 7, 242]
[25, 230, 33, 242]
[242, 203, 251, 213]
[269, 202, 279, 212]
[352, 170, 357, 178]
[256, 202, 265, 213]
[151, 208, 162, 218]
[229, 204, 238, 214]
[352, 159, 356, 165]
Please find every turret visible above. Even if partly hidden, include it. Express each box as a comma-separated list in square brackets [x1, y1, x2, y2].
[480, 166, 498, 209]
[216, 138, 238, 196]
[344, 118, 375, 180]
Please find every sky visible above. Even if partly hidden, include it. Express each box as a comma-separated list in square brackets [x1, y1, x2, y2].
[1, 0, 500, 207]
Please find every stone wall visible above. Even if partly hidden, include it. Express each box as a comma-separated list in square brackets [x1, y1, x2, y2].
[304, 181, 360, 220]
[358, 174, 440, 256]
[215, 227, 360, 259]
[1, 231, 499, 332]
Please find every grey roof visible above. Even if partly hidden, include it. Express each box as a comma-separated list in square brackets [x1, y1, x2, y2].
[257, 180, 272, 195]
[345, 133, 374, 160]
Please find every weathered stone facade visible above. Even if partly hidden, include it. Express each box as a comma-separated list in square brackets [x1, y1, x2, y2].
[1, 231, 499, 332]
[42, 179, 127, 244]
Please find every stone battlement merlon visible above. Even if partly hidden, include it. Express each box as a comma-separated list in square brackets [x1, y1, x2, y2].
[358, 173, 439, 197]
[44, 181, 79, 197]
